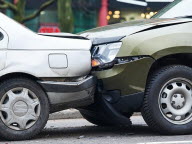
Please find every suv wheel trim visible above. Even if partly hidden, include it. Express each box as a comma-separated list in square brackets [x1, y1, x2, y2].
[159, 78, 192, 125]
[0, 87, 41, 130]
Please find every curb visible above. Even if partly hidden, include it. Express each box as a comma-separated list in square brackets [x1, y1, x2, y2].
[49, 109, 82, 120]
[49, 109, 141, 120]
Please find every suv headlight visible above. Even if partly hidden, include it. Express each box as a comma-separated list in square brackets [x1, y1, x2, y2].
[91, 42, 122, 69]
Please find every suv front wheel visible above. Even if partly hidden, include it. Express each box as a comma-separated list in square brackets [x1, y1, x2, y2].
[142, 65, 192, 135]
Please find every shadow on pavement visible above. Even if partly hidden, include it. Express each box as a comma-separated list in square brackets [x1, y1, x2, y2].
[35, 124, 157, 140]
[0, 123, 158, 142]
[0, 119, 189, 143]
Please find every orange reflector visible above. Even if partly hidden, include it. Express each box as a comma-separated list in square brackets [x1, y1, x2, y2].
[92, 59, 101, 67]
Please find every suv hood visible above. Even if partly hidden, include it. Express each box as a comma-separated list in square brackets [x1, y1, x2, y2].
[80, 18, 192, 45]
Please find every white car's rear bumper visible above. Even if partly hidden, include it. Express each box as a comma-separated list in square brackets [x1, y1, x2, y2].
[38, 76, 97, 113]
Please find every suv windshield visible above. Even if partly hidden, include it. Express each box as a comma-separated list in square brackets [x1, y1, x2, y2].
[153, 0, 192, 18]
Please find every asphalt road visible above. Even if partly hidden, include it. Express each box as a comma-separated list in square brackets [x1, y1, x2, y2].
[2, 116, 192, 144]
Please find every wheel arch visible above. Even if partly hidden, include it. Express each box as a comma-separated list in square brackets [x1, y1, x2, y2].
[147, 53, 192, 82]
[0, 72, 50, 103]
[0, 72, 40, 83]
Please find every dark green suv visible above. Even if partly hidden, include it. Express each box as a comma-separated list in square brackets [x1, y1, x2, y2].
[80, 0, 192, 135]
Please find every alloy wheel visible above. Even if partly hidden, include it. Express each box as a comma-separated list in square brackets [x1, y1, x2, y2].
[0, 87, 41, 130]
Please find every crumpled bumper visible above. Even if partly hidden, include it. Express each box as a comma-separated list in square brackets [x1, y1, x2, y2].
[38, 76, 97, 112]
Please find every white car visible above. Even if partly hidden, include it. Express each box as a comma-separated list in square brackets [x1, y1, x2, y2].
[0, 13, 96, 140]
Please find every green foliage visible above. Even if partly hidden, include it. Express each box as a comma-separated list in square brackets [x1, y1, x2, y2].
[57, 0, 74, 33]
[14, 0, 26, 22]
[0, 0, 75, 33]
[0, 0, 56, 23]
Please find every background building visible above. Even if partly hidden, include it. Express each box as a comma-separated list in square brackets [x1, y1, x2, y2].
[107, 0, 169, 24]
[25, 0, 100, 33]
[1, 0, 172, 33]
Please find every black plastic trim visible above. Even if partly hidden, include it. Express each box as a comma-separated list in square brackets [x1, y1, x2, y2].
[102, 90, 144, 113]
[112, 92, 144, 113]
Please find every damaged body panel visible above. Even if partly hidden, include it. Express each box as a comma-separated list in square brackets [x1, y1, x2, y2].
[82, 18, 192, 97]
[93, 57, 154, 96]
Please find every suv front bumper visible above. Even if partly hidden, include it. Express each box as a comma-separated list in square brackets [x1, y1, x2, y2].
[38, 76, 97, 112]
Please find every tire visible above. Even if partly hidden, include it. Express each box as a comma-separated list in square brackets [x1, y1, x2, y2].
[0, 78, 49, 141]
[142, 65, 192, 135]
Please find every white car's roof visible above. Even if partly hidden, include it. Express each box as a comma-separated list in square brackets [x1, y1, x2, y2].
[0, 13, 92, 50]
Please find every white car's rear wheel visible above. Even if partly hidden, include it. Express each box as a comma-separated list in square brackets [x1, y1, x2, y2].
[0, 78, 49, 141]
[0, 87, 41, 130]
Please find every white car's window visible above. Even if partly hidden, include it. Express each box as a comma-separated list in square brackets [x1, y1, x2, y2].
[153, 0, 192, 18]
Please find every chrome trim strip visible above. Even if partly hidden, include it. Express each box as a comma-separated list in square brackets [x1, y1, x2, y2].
[39, 76, 94, 86]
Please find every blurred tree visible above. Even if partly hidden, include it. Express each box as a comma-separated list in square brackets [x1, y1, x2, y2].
[0, 0, 56, 23]
[73, 0, 98, 14]
[57, 0, 74, 33]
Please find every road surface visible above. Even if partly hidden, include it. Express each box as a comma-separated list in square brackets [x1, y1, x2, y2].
[1, 116, 192, 144]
